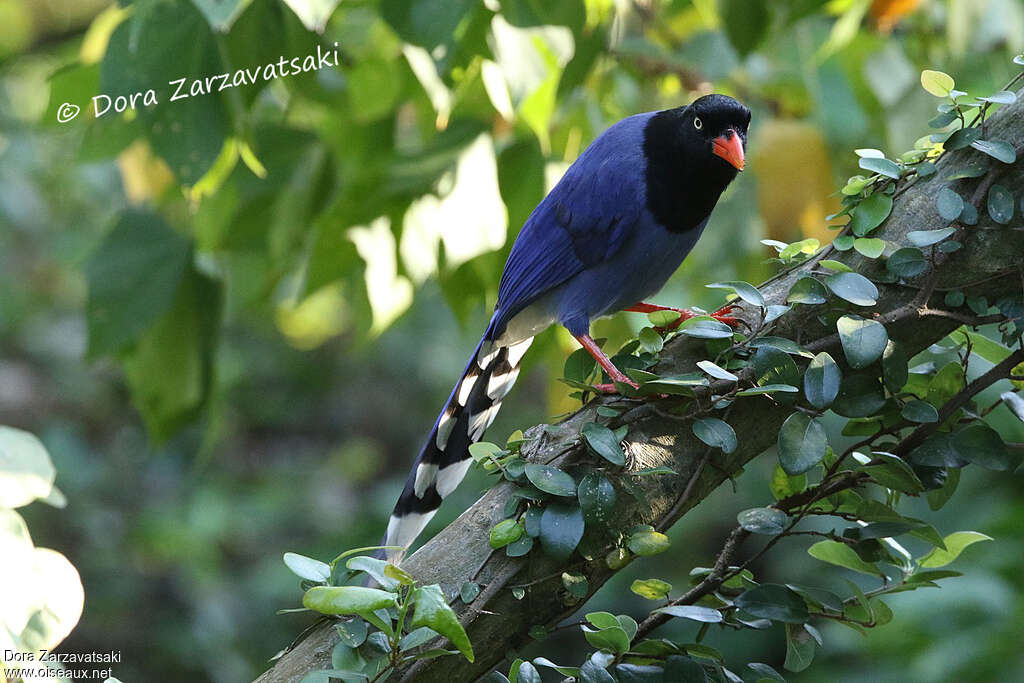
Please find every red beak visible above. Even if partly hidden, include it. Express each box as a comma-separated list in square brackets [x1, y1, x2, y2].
[712, 130, 745, 171]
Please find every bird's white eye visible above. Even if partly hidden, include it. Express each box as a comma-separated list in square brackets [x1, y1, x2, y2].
[693, 117, 703, 130]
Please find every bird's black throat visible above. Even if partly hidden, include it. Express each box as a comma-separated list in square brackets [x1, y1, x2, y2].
[642, 107, 741, 234]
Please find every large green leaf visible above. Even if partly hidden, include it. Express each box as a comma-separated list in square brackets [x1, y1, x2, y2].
[918, 531, 992, 568]
[849, 192, 892, 236]
[411, 584, 474, 662]
[734, 584, 808, 624]
[121, 267, 223, 441]
[581, 423, 625, 465]
[777, 413, 828, 475]
[807, 540, 883, 576]
[524, 464, 576, 497]
[539, 504, 584, 560]
[380, 0, 476, 49]
[577, 473, 616, 525]
[804, 352, 841, 409]
[692, 418, 737, 454]
[85, 210, 191, 357]
[101, 2, 230, 184]
[303, 586, 398, 615]
[824, 272, 878, 306]
[837, 315, 888, 369]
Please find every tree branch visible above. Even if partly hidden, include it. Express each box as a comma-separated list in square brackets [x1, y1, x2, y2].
[255, 89, 1024, 683]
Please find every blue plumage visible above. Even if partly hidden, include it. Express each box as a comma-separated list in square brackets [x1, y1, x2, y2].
[384, 95, 750, 560]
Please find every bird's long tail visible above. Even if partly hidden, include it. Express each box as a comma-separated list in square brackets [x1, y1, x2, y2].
[384, 326, 533, 562]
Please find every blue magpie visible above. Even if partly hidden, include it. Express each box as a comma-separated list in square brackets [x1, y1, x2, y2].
[385, 94, 750, 560]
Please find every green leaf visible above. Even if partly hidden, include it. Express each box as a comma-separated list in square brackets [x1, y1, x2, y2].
[858, 157, 901, 179]
[379, 0, 475, 49]
[737, 384, 800, 396]
[411, 584, 474, 662]
[0, 426, 56, 509]
[707, 281, 764, 307]
[85, 210, 191, 356]
[505, 535, 534, 557]
[920, 69, 955, 97]
[853, 237, 886, 258]
[578, 473, 616, 525]
[907, 228, 956, 246]
[770, 464, 806, 501]
[582, 625, 630, 654]
[837, 316, 888, 369]
[804, 352, 841, 409]
[630, 578, 672, 600]
[824, 272, 878, 306]
[777, 413, 829, 475]
[524, 464, 576, 497]
[581, 423, 626, 466]
[944, 127, 982, 151]
[749, 662, 787, 681]
[787, 277, 828, 305]
[283, 552, 331, 582]
[753, 347, 801, 389]
[979, 90, 1017, 104]
[564, 348, 597, 383]
[652, 605, 723, 623]
[971, 140, 1017, 164]
[936, 188, 964, 221]
[677, 317, 735, 339]
[737, 507, 789, 535]
[637, 327, 664, 354]
[987, 184, 1015, 224]
[692, 418, 737, 454]
[628, 529, 671, 556]
[917, 531, 992, 568]
[734, 584, 809, 624]
[951, 424, 1018, 471]
[721, 0, 770, 55]
[807, 540, 882, 576]
[490, 519, 524, 549]
[121, 267, 222, 440]
[647, 310, 681, 327]
[833, 374, 887, 418]
[849, 192, 893, 236]
[303, 586, 398, 616]
[336, 619, 368, 648]
[784, 624, 816, 673]
[346, 556, 400, 590]
[901, 400, 939, 423]
[949, 328, 1013, 364]
[460, 581, 480, 604]
[539, 504, 585, 560]
[696, 360, 738, 381]
[887, 247, 927, 278]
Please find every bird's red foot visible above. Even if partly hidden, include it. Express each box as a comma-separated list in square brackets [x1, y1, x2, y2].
[710, 304, 741, 329]
[592, 380, 639, 394]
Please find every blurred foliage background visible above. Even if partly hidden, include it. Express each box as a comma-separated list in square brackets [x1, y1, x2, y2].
[1, 0, 1023, 680]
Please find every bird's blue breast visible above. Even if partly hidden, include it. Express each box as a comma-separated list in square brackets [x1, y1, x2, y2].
[491, 111, 708, 341]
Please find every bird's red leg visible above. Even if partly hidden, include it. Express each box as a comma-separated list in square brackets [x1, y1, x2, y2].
[574, 334, 639, 393]
[626, 302, 740, 330]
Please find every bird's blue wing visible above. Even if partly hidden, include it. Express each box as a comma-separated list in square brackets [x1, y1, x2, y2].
[493, 113, 652, 329]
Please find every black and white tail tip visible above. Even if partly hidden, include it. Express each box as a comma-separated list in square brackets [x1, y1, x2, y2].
[384, 336, 533, 562]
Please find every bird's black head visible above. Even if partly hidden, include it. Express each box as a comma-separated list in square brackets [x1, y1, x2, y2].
[643, 94, 751, 233]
